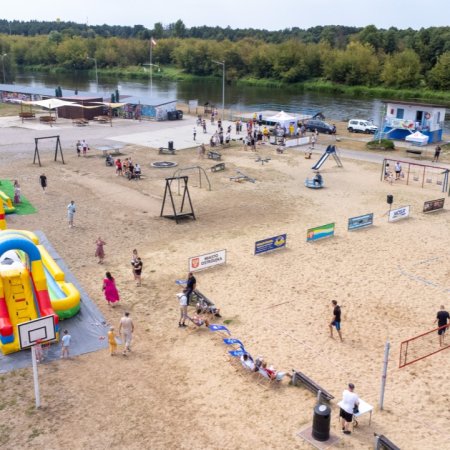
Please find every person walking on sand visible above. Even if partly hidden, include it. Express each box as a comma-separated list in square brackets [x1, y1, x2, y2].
[39, 173, 47, 193]
[177, 289, 189, 328]
[119, 312, 134, 355]
[132, 257, 143, 286]
[67, 200, 76, 228]
[108, 326, 118, 356]
[433, 145, 441, 162]
[329, 300, 343, 342]
[76, 140, 81, 157]
[103, 272, 120, 307]
[95, 237, 106, 264]
[434, 305, 450, 347]
[339, 383, 359, 435]
[82, 139, 88, 156]
[60, 329, 71, 359]
[395, 161, 402, 180]
[193, 126, 197, 141]
[185, 272, 197, 305]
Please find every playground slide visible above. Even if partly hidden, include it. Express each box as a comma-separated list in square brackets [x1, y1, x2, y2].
[0, 230, 81, 320]
[0, 268, 40, 354]
[311, 152, 330, 170]
[0, 190, 15, 214]
[0, 200, 6, 230]
[0, 234, 61, 355]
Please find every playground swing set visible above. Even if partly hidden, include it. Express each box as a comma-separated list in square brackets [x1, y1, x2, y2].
[160, 176, 196, 224]
[33, 135, 65, 167]
[381, 159, 450, 195]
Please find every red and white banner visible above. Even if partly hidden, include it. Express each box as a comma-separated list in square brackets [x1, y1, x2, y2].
[188, 250, 226, 272]
[151, 38, 157, 46]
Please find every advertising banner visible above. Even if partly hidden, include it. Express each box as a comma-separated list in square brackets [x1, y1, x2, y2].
[423, 198, 445, 213]
[388, 205, 410, 222]
[188, 249, 226, 272]
[254, 234, 287, 255]
[306, 223, 335, 242]
[348, 213, 374, 231]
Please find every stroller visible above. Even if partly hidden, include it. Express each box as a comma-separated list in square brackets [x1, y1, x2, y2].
[195, 291, 222, 318]
[105, 154, 114, 167]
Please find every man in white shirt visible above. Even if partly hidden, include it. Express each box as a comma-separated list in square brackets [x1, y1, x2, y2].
[339, 383, 359, 435]
[177, 289, 188, 328]
[119, 312, 134, 355]
[67, 200, 76, 228]
[60, 329, 71, 359]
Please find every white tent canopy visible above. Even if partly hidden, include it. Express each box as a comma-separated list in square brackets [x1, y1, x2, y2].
[22, 99, 83, 109]
[405, 131, 429, 146]
[266, 111, 297, 122]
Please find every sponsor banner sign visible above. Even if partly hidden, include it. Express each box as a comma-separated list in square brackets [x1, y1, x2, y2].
[188, 249, 226, 272]
[388, 205, 410, 222]
[348, 213, 374, 231]
[306, 223, 335, 242]
[423, 198, 445, 213]
[254, 234, 287, 255]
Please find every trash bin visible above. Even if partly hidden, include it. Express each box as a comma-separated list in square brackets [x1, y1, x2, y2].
[312, 403, 331, 442]
[168, 141, 174, 151]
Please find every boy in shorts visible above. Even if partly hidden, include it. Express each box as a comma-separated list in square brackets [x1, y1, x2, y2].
[329, 300, 343, 342]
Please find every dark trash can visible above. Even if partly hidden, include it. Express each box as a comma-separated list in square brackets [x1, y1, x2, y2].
[168, 141, 174, 151]
[312, 403, 331, 442]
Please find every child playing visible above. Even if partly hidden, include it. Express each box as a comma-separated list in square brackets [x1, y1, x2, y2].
[108, 326, 118, 356]
[60, 329, 71, 359]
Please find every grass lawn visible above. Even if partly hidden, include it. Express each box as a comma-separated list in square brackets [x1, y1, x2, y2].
[0, 180, 37, 215]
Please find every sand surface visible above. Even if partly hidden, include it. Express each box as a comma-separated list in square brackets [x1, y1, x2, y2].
[0, 116, 449, 450]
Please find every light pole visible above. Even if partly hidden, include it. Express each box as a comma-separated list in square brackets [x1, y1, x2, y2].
[143, 63, 160, 97]
[87, 57, 98, 91]
[212, 60, 225, 120]
[1, 53, 7, 84]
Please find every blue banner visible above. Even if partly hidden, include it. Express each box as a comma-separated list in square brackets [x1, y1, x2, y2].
[254, 234, 287, 255]
[348, 213, 374, 231]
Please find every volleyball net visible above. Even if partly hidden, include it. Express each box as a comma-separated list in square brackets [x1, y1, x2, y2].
[399, 324, 450, 368]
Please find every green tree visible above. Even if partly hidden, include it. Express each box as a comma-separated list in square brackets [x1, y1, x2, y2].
[153, 22, 164, 39]
[173, 20, 186, 38]
[428, 51, 450, 90]
[381, 49, 422, 88]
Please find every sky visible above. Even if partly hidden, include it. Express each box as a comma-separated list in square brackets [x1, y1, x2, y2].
[1, 0, 448, 31]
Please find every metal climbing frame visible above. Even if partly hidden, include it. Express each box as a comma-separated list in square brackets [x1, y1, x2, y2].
[173, 166, 211, 194]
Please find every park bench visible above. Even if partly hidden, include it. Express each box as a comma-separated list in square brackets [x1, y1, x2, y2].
[39, 115, 56, 123]
[374, 433, 401, 450]
[19, 112, 35, 120]
[208, 150, 222, 161]
[93, 115, 110, 123]
[211, 162, 225, 172]
[73, 118, 89, 126]
[406, 149, 423, 157]
[159, 147, 176, 155]
[291, 370, 334, 401]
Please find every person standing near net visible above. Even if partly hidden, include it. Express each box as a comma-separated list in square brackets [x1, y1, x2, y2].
[434, 305, 449, 347]
[329, 300, 343, 342]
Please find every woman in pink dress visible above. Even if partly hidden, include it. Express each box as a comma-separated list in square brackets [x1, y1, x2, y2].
[102, 272, 120, 306]
[95, 237, 106, 264]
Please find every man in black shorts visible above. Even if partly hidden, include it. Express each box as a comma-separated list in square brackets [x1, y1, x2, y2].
[329, 300, 343, 342]
[185, 272, 197, 306]
[435, 305, 449, 347]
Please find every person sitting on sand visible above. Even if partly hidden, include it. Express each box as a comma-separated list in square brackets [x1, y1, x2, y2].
[188, 315, 210, 327]
[313, 171, 323, 186]
[240, 353, 255, 371]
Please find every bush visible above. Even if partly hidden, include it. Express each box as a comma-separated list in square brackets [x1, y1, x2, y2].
[366, 139, 395, 150]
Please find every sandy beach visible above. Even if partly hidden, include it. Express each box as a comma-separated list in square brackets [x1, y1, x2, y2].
[0, 113, 449, 450]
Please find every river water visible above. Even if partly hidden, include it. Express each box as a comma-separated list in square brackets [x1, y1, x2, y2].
[15, 71, 449, 132]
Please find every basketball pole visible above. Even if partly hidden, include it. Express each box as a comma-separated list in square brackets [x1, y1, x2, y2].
[379, 340, 390, 411]
[31, 345, 41, 408]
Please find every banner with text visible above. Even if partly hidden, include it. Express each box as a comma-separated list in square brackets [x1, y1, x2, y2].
[254, 234, 287, 255]
[348, 213, 374, 231]
[188, 249, 226, 272]
[306, 223, 335, 242]
[389, 205, 410, 222]
[423, 198, 445, 213]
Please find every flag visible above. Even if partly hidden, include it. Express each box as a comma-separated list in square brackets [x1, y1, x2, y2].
[208, 324, 230, 335]
[151, 38, 157, 47]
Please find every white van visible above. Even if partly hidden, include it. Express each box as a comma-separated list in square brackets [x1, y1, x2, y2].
[347, 119, 378, 134]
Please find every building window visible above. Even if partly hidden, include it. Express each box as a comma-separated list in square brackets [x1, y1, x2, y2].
[396, 108, 404, 119]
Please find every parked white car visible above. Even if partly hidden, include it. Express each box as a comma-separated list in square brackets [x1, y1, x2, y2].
[347, 119, 378, 134]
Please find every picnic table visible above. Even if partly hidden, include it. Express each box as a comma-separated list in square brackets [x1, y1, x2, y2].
[39, 115, 56, 123]
[93, 115, 110, 123]
[95, 145, 124, 157]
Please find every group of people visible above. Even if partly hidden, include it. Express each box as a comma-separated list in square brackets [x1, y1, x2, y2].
[76, 139, 89, 157]
[384, 161, 403, 183]
[114, 158, 141, 180]
[107, 312, 135, 356]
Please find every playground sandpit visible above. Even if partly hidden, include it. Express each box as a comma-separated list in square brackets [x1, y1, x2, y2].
[0, 133, 449, 450]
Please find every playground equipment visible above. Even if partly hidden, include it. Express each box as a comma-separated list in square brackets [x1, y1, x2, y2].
[0, 190, 15, 214]
[211, 162, 226, 172]
[173, 166, 211, 192]
[33, 135, 65, 167]
[0, 230, 81, 355]
[0, 200, 6, 230]
[160, 176, 196, 224]
[255, 156, 271, 165]
[381, 159, 449, 194]
[229, 170, 256, 183]
[305, 173, 324, 189]
[311, 145, 343, 170]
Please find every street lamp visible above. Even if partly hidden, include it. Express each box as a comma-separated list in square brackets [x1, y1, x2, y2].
[143, 63, 160, 96]
[212, 60, 225, 120]
[86, 56, 98, 91]
[1, 54, 7, 84]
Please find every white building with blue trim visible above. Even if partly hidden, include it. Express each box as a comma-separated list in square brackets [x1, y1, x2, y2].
[382, 101, 446, 143]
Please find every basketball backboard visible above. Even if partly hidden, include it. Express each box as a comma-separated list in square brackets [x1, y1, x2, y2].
[18, 316, 56, 350]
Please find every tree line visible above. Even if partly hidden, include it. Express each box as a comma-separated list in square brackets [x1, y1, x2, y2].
[0, 21, 449, 90]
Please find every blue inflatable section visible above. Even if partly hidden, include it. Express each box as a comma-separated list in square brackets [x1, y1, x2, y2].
[0, 237, 41, 262]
